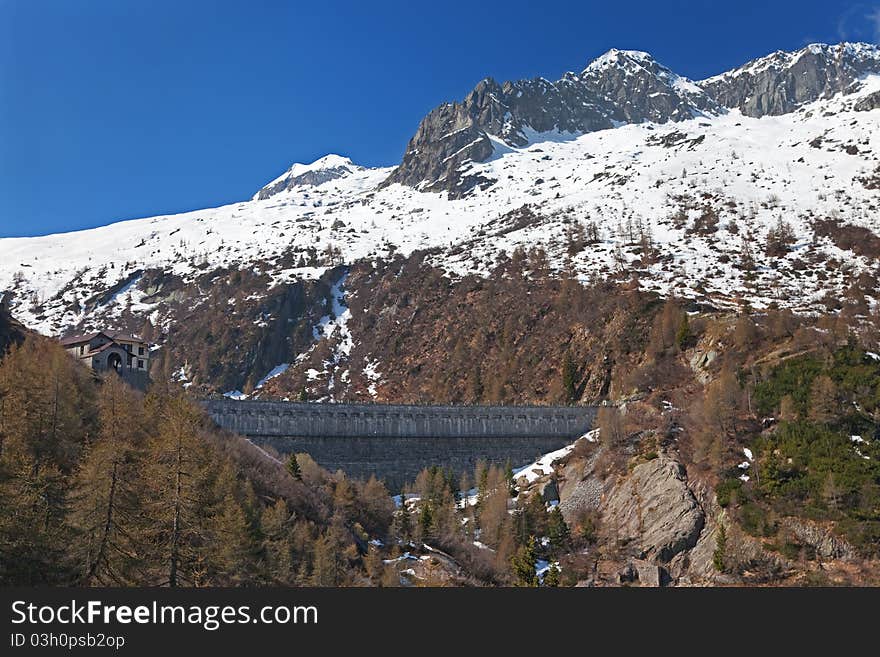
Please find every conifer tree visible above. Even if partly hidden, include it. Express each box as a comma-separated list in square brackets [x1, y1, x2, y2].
[0, 337, 90, 584]
[547, 505, 571, 553]
[206, 468, 261, 586]
[69, 375, 146, 585]
[261, 499, 296, 584]
[360, 475, 394, 536]
[505, 461, 517, 497]
[543, 563, 561, 587]
[392, 494, 412, 543]
[510, 538, 539, 587]
[363, 544, 384, 584]
[713, 521, 727, 573]
[809, 375, 838, 425]
[676, 313, 691, 350]
[286, 453, 302, 480]
[140, 393, 216, 587]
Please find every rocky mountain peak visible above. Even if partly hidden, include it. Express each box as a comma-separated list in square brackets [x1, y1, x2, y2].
[698, 41, 880, 117]
[381, 48, 722, 197]
[582, 47, 658, 72]
[578, 47, 721, 122]
[380, 41, 880, 199]
[254, 154, 359, 200]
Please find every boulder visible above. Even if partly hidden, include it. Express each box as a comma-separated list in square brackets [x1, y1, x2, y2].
[602, 457, 705, 563]
[538, 478, 559, 504]
[632, 559, 664, 587]
[854, 90, 880, 112]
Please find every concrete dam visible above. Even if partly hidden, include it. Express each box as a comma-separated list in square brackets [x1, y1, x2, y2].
[204, 400, 597, 487]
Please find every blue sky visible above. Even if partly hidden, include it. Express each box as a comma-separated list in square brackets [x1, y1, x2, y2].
[2, 0, 879, 237]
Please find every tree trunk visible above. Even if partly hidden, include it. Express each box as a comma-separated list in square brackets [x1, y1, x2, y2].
[169, 435, 182, 587]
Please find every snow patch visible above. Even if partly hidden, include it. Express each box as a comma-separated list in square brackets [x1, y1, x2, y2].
[514, 442, 577, 485]
[255, 363, 290, 389]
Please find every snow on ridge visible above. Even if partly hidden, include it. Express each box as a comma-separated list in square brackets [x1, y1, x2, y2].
[3, 85, 880, 337]
[699, 41, 880, 84]
[254, 154, 359, 199]
[584, 48, 657, 72]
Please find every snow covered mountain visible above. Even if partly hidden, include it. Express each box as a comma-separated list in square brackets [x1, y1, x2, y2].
[2, 42, 880, 397]
[254, 154, 363, 200]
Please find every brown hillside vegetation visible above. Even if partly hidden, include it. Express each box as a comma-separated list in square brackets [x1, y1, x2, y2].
[0, 336, 403, 586]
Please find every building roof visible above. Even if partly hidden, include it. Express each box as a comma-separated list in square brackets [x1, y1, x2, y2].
[110, 332, 146, 344]
[78, 341, 137, 360]
[61, 330, 147, 346]
[60, 331, 112, 346]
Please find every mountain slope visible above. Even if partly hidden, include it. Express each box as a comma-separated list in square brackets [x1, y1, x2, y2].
[1, 42, 880, 397]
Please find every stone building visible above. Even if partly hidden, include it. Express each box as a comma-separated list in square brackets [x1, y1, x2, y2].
[60, 331, 150, 376]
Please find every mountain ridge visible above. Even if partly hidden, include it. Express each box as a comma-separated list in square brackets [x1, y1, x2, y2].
[2, 41, 880, 399]
[383, 41, 880, 196]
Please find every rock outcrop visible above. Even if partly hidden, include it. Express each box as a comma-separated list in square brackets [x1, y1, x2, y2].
[780, 517, 857, 560]
[383, 42, 880, 197]
[698, 42, 880, 117]
[382, 49, 717, 197]
[854, 90, 880, 112]
[601, 456, 705, 563]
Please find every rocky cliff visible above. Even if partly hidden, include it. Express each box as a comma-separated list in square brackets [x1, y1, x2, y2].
[699, 42, 880, 117]
[383, 42, 880, 196]
[382, 49, 719, 196]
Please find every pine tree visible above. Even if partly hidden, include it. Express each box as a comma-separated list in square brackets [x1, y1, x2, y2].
[392, 494, 412, 543]
[543, 563, 561, 587]
[676, 313, 691, 350]
[510, 538, 539, 587]
[286, 453, 302, 480]
[523, 492, 548, 542]
[417, 503, 433, 542]
[547, 506, 571, 553]
[505, 461, 517, 498]
[713, 521, 727, 573]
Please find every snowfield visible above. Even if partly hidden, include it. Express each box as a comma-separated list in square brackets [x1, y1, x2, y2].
[2, 71, 880, 339]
